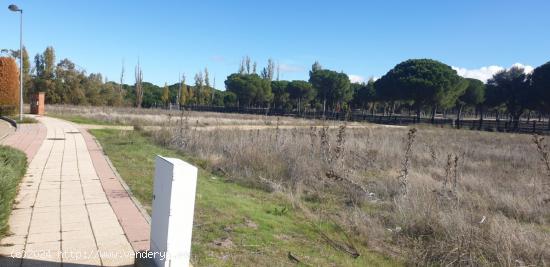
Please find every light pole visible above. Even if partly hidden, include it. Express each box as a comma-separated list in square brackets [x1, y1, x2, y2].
[8, 4, 23, 121]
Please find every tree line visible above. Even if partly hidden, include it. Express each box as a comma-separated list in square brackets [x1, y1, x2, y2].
[3, 46, 550, 126]
[1, 46, 236, 108]
[226, 57, 550, 129]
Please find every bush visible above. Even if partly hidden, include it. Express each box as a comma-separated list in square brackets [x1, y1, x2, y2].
[0, 146, 27, 237]
[0, 57, 20, 116]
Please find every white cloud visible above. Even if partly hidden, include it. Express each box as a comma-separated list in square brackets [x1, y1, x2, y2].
[348, 74, 366, 84]
[278, 63, 304, 73]
[210, 55, 225, 62]
[511, 63, 534, 74]
[452, 63, 534, 83]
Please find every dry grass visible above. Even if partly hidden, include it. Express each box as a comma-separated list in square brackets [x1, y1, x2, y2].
[47, 105, 329, 127]
[54, 105, 550, 265]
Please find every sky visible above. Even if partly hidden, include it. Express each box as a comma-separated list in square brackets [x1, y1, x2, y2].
[1, 0, 549, 88]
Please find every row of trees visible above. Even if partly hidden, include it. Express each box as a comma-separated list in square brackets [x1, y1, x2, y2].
[225, 58, 550, 128]
[1, 46, 240, 108]
[3, 46, 549, 125]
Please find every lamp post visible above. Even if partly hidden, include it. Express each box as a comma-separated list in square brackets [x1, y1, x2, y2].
[8, 4, 23, 121]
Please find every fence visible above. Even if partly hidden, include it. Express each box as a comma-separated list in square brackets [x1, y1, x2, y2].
[179, 105, 550, 135]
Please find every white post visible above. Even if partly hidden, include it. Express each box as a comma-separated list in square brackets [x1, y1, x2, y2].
[150, 156, 198, 267]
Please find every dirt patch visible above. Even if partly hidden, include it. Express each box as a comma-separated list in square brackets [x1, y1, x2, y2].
[213, 237, 234, 248]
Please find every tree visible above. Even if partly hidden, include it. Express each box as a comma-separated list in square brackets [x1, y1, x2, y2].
[179, 74, 187, 107]
[21, 47, 32, 100]
[225, 73, 272, 107]
[311, 61, 322, 72]
[287, 80, 315, 112]
[194, 71, 204, 104]
[223, 91, 237, 107]
[85, 73, 104, 106]
[43, 46, 56, 79]
[204, 67, 210, 88]
[485, 66, 532, 128]
[115, 59, 125, 106]
[352, 79, 376, 111]
[309, 68, 351, 113]
[261, 58, 275, 81]
[271, 80, 290, 109]
[0, 57, 20, 115]
[204, 67, 212, 104]
[161, 82, 170, 108]
[375, 59, 464, 121]
[34, 47, 56, 103]
[212, 90, 225, 106]
[55, 58, 86, 105]
[135, 60, 144, 108]
[244, 56, 251, 74]
[532, 61, 550, 112]
[456, 78, 485, 127]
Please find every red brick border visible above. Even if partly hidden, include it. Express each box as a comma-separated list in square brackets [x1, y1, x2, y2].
[1, 122, 46, 161]
[80, 129, 151, 252]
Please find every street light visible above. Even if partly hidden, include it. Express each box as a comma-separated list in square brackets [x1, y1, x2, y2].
[8, 4, 23, 121]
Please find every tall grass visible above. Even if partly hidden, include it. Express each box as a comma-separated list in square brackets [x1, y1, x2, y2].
[0, 146, 27, 237]
[54, 106, 550, 265]
[150, 113, 550, 265]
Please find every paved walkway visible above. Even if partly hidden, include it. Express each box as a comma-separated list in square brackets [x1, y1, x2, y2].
[0, 117, 149, 266]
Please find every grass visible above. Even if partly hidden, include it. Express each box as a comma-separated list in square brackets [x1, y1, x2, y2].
[49, 114, 121, 125]
[61, 105, 550, 265]
[0, 115, 38, 124]
[0, 146, 27, 238]
[14, 117, 38, 124]
[90, 128, 399, 266]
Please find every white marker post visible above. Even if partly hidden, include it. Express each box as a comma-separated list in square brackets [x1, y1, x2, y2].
[150, 156, 198, 267]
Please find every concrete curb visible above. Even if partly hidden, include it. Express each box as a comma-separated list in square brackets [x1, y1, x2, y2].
[0, 115, 17, 129]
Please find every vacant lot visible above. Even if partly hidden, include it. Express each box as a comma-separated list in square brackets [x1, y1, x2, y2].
[58, 106, 550, 266]
[91, 129, 396, 266]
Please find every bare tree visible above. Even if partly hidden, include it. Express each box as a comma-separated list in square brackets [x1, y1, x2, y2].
[276, 61, 280, 81]
[239, 59, 245, 74]
[267, 58, 275, 80]
[252, 62, 257, 74]
[119, 59, 125, 100]
[261, 58, 276, 81]
[245, 56, 251, 74]
[135, 59, 144, 108]
[204, 67, 210, 88]
[177, 72, 181, 107]
[212, 76, 216, 103]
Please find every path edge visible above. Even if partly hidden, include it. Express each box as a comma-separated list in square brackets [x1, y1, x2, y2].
[92, 135, 152, 224]
[78, 125, 151, 252]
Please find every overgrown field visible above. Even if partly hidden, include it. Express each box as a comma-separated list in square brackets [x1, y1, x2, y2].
[67, 106, 550, 265]
[91, 129, 397, 266]
[48, 105, 322, 127]
[0, 146, 27, 238]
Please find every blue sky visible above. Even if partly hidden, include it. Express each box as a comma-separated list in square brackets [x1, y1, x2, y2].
[1, 0, 549, 88]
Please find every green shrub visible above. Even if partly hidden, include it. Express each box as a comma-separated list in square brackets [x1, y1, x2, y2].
[0, 146, 27, 237]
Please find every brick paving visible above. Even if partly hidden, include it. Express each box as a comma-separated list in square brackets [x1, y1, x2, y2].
[0, 117, 147, 266]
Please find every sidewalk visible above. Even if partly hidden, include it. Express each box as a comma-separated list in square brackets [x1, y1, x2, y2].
[0, 117, 146, 266]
